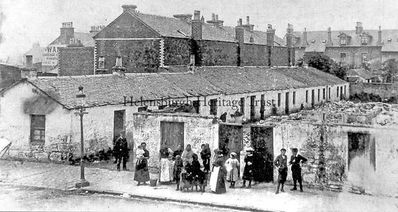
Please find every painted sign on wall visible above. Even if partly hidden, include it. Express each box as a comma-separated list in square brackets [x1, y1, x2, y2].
[43, 45, 66, 66]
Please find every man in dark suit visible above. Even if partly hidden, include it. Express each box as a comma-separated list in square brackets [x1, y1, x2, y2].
[289, 148, 307, 192]
[274, 148, 288, 194]
[114, 132, 129, 171]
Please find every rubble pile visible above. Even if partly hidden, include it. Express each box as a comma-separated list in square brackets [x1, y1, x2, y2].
[260, 101, 398, 126]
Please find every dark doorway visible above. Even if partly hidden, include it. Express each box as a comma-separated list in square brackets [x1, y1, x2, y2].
[193, 100, 200, 114]
[311, 89, 315, 108]
[161, 122, 184, 150]
[219, 124, 243, 161]
[348, 132, 375, 170]
[250, 96, 256, 120]
[251, 126, 274, 183]
[260, 94, 265, 120]
[113, 110, 125, 140]
[285, 92, 289, 114]
[340, 86, 344, 100]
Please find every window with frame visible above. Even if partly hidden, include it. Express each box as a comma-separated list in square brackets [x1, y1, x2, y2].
[340, 37, 347, 45]
[30, 115, 45, 144]
[340, 53, 346, 62]
[361, 53, 368, 63]
[361, 36, 368, 45]
[210, 99, 218, 115]
[98, 56, 105, 69]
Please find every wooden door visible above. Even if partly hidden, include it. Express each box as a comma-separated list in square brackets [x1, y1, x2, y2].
[219, 124, 243, 161]
[160, 122, 184, 151]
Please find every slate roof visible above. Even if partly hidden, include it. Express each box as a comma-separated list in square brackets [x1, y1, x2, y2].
[50, 32, 95, 47]
[130, 11, 284, 45]
[293, 28, 398, 48]
[381, 41, 398, 52]
[21, 66, 346, 109]
[346, 69, 373, 79]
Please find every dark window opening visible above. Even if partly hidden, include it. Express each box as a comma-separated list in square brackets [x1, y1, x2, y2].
[30, 115, 45, 144]
[305, 90, 308, 103]
[293, 91, 296, 105]
[348, 132, 375, 171]
[240, 97, 245, 114]
[277, 93, 281, 107]
[318, 89, 320, 102]
[323, 88, 326, 99]
[193, 100, 200, 114]
[210, 99, 217, 115]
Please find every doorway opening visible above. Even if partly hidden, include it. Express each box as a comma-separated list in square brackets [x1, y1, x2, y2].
[250, 126, 274, 183]
[348, 132, 375, 170]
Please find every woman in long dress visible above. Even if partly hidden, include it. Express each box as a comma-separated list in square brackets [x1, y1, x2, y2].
[210, 151, 227, 194]
[225, 152, 240, 188]
[159, 147, 173, 183]
[134, 154, 150, 185]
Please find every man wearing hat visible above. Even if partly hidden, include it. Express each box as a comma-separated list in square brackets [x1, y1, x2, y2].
[274, 148, 288, 194]
[241, 147, 255, 188]
[114, 131, 129, 171]
[289, 148, 307, 192]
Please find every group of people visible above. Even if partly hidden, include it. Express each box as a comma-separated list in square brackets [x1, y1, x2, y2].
[113, 133, 308, 194]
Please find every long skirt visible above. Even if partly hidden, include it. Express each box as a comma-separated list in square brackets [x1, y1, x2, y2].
[160, 158, 173, 182]
[134, 169, 150, 182]
[278, 167, 288, 183]
[210, 167, 226, 194]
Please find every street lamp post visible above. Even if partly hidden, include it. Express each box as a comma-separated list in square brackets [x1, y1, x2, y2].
[75, 85, 90, 188]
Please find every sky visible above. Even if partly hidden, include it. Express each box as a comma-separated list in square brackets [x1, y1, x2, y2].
[0, 0, 398, 64]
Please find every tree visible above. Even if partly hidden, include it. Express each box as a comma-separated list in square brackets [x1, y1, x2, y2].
[302, 53, 347, 80]
[382, 59, 398, 83]
[304, 53, 333, 74]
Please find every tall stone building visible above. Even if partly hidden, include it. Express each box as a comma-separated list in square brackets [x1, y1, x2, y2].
[292, 22, 398, 67]
[93, 5, 293, 74]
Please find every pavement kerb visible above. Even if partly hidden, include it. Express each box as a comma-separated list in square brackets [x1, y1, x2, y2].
[81, 188, 280, 212]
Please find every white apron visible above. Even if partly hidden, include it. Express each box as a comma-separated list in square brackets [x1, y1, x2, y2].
[210, 166, 220, 192]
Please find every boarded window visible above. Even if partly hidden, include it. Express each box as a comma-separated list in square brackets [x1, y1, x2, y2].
[210, 99, 217, 115]
[30, 115, 45, 144]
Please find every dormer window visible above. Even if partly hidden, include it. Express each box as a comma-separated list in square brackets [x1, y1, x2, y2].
[340, 37, 347, 45]
[361, 35, 368, 45]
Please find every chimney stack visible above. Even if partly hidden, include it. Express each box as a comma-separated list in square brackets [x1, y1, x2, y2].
[355, 22, 363, 34]
[235, 18, 245, 66]
[327, 27, 332, 46]
[207, 13, 224, 27]
[266, 24, 275, 66]
[173, 14, 193, 22]
[242, 16, 254, 32]
[302, 28, 308, 47]
[191, 10, 202, 40]
[122, 5, 137, 13]
[25, 55, 33, 68]
[90, 25, 105, 34]
[378, 26, 382, 45]
[286, 24, 294, 67]
[60, 22, 74, 45]
[112, 56, 126, 76]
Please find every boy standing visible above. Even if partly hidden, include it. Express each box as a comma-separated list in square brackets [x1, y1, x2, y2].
[274, 148, 287, 194]
[290, 148, 307, 192]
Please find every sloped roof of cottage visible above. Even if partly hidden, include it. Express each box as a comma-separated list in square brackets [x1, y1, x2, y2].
[346, 68, 373, 79]
[381, 41, 398, 52]
[9, 66, 346, 109]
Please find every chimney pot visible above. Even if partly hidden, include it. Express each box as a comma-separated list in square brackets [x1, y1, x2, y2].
[122, 5, 137, 13]
[193, 10, 201, 20]
[238, 18, 243, 26]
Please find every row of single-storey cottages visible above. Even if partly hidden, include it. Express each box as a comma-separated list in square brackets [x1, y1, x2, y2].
[0, 66, 348, 161]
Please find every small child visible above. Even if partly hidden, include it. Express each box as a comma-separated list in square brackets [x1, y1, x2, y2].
[173, 155, 183, 191]
[225, 152, 240, 188]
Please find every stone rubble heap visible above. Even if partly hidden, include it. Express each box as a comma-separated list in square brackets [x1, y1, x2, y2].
[257, 101, 398, 126]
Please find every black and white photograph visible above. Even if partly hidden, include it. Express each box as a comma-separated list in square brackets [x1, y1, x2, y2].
[0, 0, 397, 211]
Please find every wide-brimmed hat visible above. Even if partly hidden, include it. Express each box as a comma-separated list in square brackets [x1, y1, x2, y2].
[246, 147, 254, 152]
[280, 148, 286, 152]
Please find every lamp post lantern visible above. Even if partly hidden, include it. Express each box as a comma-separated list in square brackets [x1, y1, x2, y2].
[75, 85, 90, 188]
